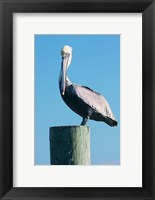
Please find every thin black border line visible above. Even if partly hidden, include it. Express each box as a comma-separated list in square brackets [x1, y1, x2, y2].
[0, 0, 155, 200]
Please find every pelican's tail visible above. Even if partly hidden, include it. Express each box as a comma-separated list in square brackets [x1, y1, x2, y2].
[104, 117, 118, 127]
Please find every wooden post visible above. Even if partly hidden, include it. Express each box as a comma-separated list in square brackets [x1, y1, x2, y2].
[49, 126, 90, 165]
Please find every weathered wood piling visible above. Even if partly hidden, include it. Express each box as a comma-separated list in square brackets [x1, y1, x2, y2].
[49, 126, 90, 165]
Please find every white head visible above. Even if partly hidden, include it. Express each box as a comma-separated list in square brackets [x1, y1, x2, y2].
[61, 45, 72, 68]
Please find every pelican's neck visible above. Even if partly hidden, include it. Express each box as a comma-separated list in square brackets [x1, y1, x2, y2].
[59, 71, 72, 86]
[66, 76, 72, 86]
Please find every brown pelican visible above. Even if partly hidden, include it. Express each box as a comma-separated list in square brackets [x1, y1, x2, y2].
[59, 45, 118, 126]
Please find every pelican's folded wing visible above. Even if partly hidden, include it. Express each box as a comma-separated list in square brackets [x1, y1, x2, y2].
[72, 84, 116, 121]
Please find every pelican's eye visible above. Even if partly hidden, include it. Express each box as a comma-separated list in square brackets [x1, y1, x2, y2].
[66, 53, 70, 57]
[62, 53, 70, 58]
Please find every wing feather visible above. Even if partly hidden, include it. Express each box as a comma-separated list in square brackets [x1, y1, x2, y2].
[72, 84, 116, 120]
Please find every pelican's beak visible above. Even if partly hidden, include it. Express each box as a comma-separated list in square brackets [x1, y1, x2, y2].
[61, 55, 69, 95]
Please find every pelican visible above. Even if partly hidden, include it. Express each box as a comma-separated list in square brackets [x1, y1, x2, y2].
[59, 45, 118, 126]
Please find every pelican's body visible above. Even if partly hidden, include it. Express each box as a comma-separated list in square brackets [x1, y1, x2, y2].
[59, 45, 117, 126]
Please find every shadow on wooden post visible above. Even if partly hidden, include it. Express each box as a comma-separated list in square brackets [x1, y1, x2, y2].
[49, 126, 90, 165]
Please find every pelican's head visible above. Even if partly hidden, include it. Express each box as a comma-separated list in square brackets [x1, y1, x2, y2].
[61, 45, 72, 67]
[60, 45, 72, 95]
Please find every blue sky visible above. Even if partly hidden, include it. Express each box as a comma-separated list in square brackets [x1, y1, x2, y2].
[35, 35, 120, 165]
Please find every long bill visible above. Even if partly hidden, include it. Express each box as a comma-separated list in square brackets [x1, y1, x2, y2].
[61, 56, 68, 95]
